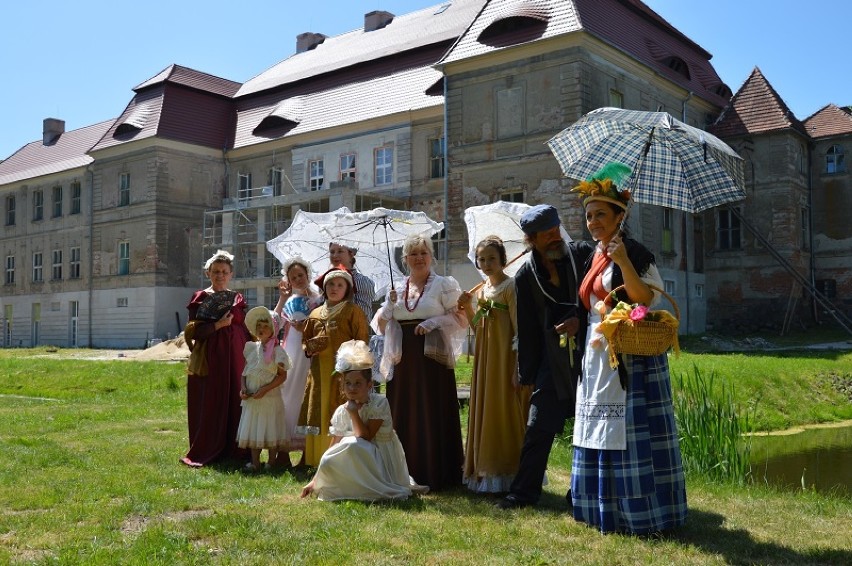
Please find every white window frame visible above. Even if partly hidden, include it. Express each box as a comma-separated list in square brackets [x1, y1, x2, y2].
[52, 185, 63, 218]
[269, 168, 283, 196]
[238, 172, 252, 200]
[664, 279, 676, 296]
[52, 249, 62, 280]
[429, 138, 445, 179]
[339, 154, 356, 181]
[119, 173, 131, 207]
[70, 247, 81, 279]
[5, 255, 15, 285]
[32, 252, 43, 283]
[5, 195, 14, 226]
[826, 145, 846, 174]
[309, 159, 324, 191]
[33, 190, 44, 221]
[70, 181, 81, 215]
[118, 241, 130, 275]
[609, 89, 624, 108]
[374, 147, 393, 185]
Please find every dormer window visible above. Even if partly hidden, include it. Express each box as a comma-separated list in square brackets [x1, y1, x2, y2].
[477, 2, 549, 47]
[663, 56, 690, 80]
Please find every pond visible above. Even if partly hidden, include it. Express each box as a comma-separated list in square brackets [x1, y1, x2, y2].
[748, 421, 852, 494]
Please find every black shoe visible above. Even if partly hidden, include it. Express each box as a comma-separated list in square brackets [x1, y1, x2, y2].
[497, 495, 530, 510]
[565, 489, 573, 509]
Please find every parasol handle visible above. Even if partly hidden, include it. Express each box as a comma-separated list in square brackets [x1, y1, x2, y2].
[465, 249, 529, 294]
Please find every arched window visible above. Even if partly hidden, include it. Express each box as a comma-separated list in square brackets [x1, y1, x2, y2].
[826, 145, 846, 174]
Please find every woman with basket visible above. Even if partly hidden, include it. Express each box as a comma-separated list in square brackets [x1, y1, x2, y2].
[570, 163, 687, 535]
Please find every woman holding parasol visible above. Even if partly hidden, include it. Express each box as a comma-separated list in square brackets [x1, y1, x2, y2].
[570, 163, 687, 534]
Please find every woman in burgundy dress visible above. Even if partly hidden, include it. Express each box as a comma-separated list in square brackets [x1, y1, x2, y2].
[181, 249, 250, 467]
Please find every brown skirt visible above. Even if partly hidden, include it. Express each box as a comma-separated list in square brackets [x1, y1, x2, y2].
[386, 321, 463, 491]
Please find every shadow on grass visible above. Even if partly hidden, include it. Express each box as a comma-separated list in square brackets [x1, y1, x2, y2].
[667, 509, 852, 565]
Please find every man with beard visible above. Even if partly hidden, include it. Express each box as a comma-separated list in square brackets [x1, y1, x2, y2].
[498, 204, 594, 509]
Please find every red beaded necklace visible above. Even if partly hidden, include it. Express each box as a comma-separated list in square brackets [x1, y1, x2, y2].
[403, 274, 430, 312]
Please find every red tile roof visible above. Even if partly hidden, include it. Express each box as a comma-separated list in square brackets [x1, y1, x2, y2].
[91, 65, 238, 152]
[0, 120, 114, 185]
[439, 0, 729, 107]
[134, 64, 240, 98]
[803, 104, 852, 139]
[236, 0, 486, 98]
[709, 67, 807, 137]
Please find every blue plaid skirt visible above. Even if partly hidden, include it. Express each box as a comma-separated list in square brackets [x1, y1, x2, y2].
[571, 353, 687, 534]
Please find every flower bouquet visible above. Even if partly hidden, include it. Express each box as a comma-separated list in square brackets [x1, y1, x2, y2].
[595, 284, 680, 368]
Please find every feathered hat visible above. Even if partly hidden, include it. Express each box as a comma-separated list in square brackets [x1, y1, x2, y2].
[571, 162, 633, 210]
[333, 339, 374, 375]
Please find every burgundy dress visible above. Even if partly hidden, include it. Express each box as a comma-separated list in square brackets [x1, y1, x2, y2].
[181, 290, 250, 467]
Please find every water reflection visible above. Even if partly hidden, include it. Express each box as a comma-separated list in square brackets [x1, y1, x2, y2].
[748, 422, 852, 494]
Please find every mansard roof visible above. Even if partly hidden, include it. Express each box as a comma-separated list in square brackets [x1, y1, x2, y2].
[0, 119, 114, 186]
[236, 0, 486, 98]
[803, 104, 852, 139]
[90, 64, 239, 152]
[710, 67, 807, 138]
[438, 0, 730, 106]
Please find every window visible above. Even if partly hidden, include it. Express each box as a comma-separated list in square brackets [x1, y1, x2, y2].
[118, 241, 130, 275]
[496, 86, 524, 138]
[374, 147, 393, 185]
[117, 297, 129, 308]
[801, 207, 810, 251]
[309, 159, 324, 191]
[5, 255, 14, 285]
[70, 247, 81, 279]
[662, 208, 674, 253]
[664, 279, 676, 296]
[52, 185, 63, 218]
[119, 173, 130, 206]
[269, 168, 283, 197]
[340, 154, 356, 180]
[429, 138, 445, 179]
[237, 172, 252, 200]
[499, 190, 524, 203]
[33, 190, 44, 221]
[816, 279, 837, 299]
[717, 208, 741, 250]
[826, 145, 846, 174]
[303, 197, 330, 214]
[609, 89, 624, 108]
[5, 195, 14, 226]
[694, 283, 704, 298]
[52, 249, 62, 280]
[32, 252, 43, 283]
[70, 182, 81, 214]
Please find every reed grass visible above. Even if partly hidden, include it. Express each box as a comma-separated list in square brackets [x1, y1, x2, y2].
[674, 365, 753, 484]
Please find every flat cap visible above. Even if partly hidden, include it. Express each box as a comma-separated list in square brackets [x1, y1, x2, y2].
[520, 204, 560, 235]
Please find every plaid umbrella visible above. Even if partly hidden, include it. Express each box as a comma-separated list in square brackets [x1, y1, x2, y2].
[547, 107, 747, 213]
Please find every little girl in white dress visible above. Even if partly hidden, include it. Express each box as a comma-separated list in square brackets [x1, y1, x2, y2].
[300, 340, 427, 501]
[237, 307, 292, 472]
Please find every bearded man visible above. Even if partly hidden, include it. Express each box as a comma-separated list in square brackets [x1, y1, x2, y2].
[498, 204, 594, 509]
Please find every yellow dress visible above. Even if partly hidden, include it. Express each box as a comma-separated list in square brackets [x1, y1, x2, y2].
[463, 277, 530, 492]
[298, 302, 368, 467]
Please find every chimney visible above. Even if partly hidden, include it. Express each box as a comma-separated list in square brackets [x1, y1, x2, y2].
[296, 32, 327, 53]
[43, 118, 65, 145]
[364, 10, 394, 32]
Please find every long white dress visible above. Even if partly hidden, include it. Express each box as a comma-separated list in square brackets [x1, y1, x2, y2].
[280, 292, 322, 450]
[236, 342, 292, 449]
[310, 392, 427, 501]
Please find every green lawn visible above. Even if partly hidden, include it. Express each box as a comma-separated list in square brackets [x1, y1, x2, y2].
[1, 348, 850, 564]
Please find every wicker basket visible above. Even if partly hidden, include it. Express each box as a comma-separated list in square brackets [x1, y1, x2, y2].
[607, 284, 680, 357]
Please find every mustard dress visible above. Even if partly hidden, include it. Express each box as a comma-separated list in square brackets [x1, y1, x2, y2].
[463, 277, 530, 493]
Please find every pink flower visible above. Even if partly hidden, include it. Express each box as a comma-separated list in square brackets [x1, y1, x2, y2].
[629, 305, 649, 321]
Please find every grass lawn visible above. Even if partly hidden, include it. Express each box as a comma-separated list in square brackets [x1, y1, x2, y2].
[1, 346, 851, 564]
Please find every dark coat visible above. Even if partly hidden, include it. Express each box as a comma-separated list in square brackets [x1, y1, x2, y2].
[514, 240, 594, 402]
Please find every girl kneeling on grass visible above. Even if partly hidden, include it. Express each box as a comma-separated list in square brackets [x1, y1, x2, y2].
[236, 307, 291, 472]
[301, 340, 427, 501]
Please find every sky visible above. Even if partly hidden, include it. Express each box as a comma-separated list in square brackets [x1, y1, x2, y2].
[1, 0, 848, 160]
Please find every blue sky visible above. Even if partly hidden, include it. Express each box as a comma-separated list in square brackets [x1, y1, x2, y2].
[1, 0, 847, 159]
